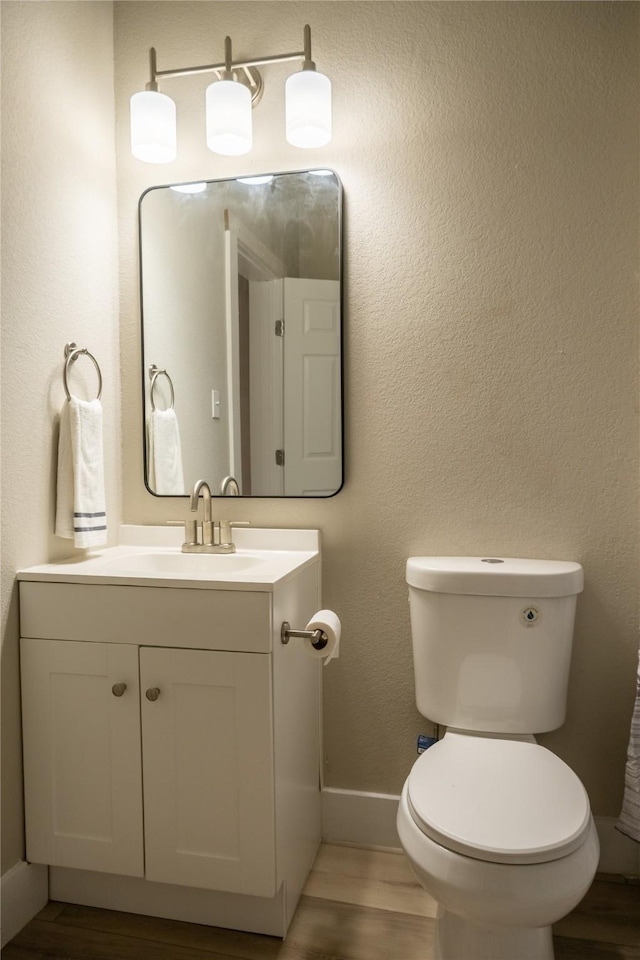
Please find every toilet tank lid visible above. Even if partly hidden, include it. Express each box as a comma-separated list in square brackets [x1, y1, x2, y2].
[406, 557, 583, 597]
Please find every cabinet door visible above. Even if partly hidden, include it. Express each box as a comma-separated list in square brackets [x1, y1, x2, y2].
[140, 647, 276, 896]
[20, 638, 144, 876]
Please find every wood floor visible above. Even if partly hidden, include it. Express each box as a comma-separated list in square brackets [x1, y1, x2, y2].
[3, 844, 639, 959]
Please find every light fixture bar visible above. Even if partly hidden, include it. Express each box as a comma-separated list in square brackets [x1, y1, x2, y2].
[151, 48, 307, 83]
[146, 48, 159, 90]
[302, 23, 313, 67]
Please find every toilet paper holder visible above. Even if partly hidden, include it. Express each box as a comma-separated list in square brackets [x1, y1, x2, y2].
[281, 621, 328, 650]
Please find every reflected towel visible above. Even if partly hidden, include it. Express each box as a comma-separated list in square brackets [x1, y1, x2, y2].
[147, 408, 185, 495]
[616, 644, 640, 843]
[55, 398, 107, 548]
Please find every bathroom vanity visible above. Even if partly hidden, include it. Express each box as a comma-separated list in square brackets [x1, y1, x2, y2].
[17, 526, 323, 937]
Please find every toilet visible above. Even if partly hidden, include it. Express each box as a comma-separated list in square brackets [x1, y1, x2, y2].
[396, 557, 600, 960]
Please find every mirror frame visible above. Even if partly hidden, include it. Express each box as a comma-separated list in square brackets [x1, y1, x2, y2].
[138, 169, 344, 498]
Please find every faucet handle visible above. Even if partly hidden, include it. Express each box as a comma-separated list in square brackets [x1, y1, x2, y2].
[178, 518, 199, 551]
[218, 520, 250, 548]
[168, 519, 199, 549]
[184, 519, 198, 546]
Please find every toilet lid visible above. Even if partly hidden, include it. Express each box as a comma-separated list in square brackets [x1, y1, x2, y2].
[407, 733, 591, 865]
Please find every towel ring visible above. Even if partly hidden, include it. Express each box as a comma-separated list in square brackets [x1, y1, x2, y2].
[149, 365, 175, 411]
[63, 343, 102, 401]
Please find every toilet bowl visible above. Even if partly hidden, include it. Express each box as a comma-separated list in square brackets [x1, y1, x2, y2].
[399, 557, 599, 960]
[397, 732, 600, 960]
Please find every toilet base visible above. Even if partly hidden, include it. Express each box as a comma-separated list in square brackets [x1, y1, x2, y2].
[435, 907, 554, 960]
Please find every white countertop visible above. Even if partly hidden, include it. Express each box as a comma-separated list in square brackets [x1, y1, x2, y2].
[17, 526, 320, 592]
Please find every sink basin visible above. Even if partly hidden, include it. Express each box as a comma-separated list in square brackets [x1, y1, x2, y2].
[97, 552, 263, 576]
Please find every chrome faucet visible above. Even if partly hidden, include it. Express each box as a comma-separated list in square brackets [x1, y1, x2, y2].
[219, 478, 251, 550]
[184, 479, 214, 551]
[221, 475, 240, 496]
[183, 478, 249, 554]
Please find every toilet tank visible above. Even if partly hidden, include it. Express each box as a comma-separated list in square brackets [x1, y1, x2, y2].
[406, 557, 584, 734]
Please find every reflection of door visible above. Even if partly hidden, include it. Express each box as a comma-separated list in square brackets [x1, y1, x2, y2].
[249, 279, 341, 496]
[226, 213, 341, 496]
[283, 279, 341, 496]
[249, 280, 284, 496]
[225, 211, 285, 492]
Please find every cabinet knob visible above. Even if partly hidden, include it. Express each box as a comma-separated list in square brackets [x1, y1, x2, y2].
[111, 683, 127, 697]
[145, 687, 161, 702]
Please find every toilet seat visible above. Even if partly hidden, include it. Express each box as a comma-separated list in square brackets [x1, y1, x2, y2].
[407, 732, 591, 865]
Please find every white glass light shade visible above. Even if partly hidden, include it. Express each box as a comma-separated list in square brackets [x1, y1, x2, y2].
[206, 80, 252, 156]
[285, 70, 331, 148]
[130, 90, 176, 164]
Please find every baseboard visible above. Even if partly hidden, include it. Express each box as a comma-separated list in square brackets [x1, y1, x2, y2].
[322, 787, 402, 850]
[321, 788, 640, 876]
[0, 860, 48, 948]
[595, 816, 640, 876]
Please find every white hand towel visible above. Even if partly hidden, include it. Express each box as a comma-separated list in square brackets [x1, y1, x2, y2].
[55, 398, 107, 548]
[147, 408, 185, 495]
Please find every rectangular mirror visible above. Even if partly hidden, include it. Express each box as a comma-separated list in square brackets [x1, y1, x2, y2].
[139, 169, 343, 497]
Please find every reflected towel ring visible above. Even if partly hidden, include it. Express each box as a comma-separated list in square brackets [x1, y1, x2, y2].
[149, 365, 175, 411]
[63, 342, 103, 401]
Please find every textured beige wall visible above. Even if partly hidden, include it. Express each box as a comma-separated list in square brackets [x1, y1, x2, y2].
[115, 1, 639, 818]
[1, 1, 120, 874]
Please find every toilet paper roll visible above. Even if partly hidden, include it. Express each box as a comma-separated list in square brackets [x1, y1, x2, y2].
[305, 610, 341, 665]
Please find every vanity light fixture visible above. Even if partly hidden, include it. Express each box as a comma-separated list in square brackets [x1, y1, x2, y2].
[130, 25, 331, 164]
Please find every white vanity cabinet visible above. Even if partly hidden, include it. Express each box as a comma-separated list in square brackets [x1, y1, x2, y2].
[18, 532, 322, 938]
[21, 638, 145, 878]
[21, 641, 276, 896]
[140, 646, 276, 895]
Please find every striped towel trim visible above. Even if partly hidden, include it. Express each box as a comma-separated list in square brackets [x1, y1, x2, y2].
[74, 511, 107, 533]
